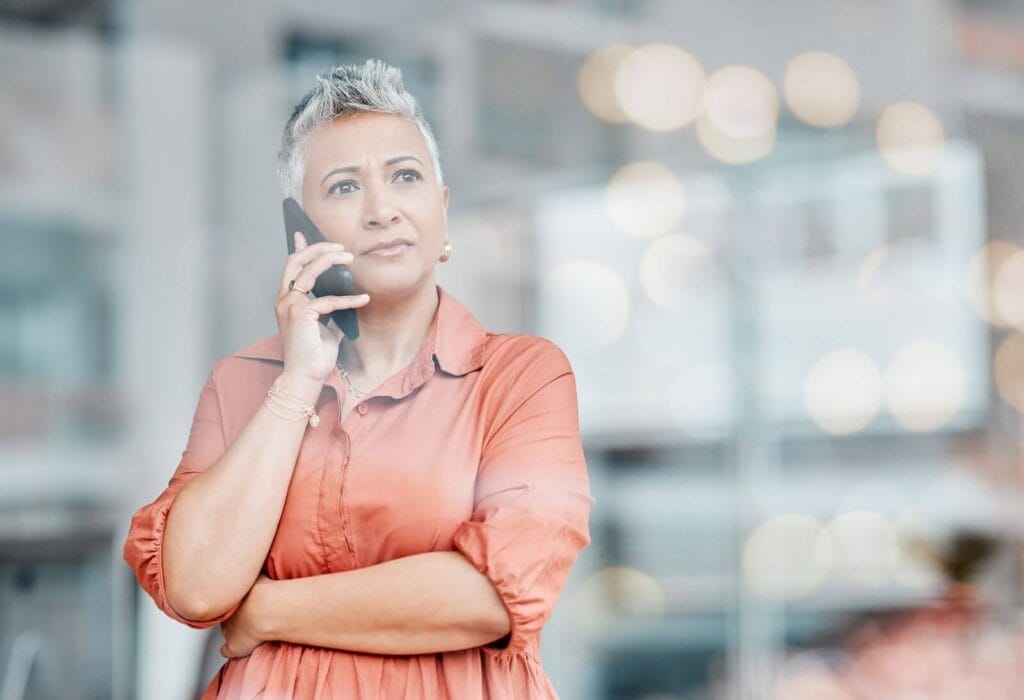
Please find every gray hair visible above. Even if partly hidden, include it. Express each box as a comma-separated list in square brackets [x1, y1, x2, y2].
[276, 58, 445, 207]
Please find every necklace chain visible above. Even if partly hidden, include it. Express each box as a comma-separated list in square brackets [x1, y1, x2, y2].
[337, 356, 371, 399]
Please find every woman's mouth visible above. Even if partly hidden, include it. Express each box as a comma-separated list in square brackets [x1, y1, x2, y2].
[367, 243, 412, 257]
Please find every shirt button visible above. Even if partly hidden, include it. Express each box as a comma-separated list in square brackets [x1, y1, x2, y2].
[357, 403, 368, 415]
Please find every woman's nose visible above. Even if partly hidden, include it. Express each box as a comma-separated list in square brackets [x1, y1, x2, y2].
[362, 187, 401, 228]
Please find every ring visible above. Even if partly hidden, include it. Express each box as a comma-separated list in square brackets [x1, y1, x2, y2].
[288, 280, 310, 295]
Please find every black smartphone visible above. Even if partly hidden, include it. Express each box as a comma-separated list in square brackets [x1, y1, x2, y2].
[283, 197, 360, 340]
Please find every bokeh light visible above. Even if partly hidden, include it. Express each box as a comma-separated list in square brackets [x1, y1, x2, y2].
[695, 64, 778, 164]
[820, 510, 899, 587]
[783, 50, 861, 128]
[882, 340, 966, 431]
[803, 349, 884, 434]
[993, 331, 1024, 412]
[613, 42, 706, 131]
[965, 240, 1024, 327]
[639, 233, 716, 310]
[605, 161, 687, 237]
[742, 514, 832, 601]
[701, 65, 778, 141]
[990, 247, 1024, 327]
[576, 44, 633, 124]
[572, 565, 667, 624]
[875, 101, 946, 176]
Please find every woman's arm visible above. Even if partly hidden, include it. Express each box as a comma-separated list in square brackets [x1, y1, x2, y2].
[162, 370, 324, 621]
[252, 551, 511, 655]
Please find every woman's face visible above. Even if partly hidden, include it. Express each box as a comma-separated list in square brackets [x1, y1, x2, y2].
[299, 111, 450, 298]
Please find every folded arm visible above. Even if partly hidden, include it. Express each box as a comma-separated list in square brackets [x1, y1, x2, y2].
[255, 550, 511, 655]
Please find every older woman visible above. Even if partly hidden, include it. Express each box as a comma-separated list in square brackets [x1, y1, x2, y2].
[122, 59, 595, 698]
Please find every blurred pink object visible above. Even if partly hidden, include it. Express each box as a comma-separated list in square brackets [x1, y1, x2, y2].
[774, 583, 1024, 699]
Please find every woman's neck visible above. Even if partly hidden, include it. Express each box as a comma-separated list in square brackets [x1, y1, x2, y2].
[336, 281, 439, 379]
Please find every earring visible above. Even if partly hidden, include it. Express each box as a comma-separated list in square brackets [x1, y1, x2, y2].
[439, 242, 452, 262]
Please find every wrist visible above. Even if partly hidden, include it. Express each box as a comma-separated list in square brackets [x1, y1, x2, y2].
[274, 372, 323, 405]
[251, 578, 283, 642]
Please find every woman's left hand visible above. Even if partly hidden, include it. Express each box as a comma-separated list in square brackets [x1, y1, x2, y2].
[219, 574, 274, 658]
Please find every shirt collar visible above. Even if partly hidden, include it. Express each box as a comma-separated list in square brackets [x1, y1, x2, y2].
[231, 284, 488, 381]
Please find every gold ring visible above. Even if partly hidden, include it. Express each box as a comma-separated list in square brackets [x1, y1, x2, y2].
[289, 280, 310, 295]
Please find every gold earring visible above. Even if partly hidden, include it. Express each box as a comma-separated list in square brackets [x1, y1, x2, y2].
[439, 242, 452, 262]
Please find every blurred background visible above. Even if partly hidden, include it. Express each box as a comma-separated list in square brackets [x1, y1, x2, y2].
[3, 0, 1024, 698]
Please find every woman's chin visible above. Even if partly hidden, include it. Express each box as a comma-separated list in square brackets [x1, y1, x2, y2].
[354, 273, 425, 299]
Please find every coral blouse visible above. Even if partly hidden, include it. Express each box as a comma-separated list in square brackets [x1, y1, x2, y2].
[122, 284, 595, 699]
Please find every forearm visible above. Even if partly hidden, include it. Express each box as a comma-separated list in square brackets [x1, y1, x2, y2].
[259, 551, 511, 655]
[163, 371, 323, 620]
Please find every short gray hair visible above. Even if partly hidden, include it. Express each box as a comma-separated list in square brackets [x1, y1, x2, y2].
[277, 58, 444, 206]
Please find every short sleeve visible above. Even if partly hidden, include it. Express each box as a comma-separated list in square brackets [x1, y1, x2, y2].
[121, 363, 244, 629]
[451, 339, 595, 660]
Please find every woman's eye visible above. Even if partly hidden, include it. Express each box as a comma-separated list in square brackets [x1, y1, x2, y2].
[395, 168, 422, 183]
[328, 180, 356, 195]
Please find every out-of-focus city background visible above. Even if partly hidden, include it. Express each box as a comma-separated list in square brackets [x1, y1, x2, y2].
[3, 0, 1024, 698]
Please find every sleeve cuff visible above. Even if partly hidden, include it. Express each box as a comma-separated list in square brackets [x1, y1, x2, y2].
[451, 498, 570, 660]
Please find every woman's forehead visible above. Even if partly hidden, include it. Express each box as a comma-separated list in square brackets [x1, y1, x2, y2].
[311, 112, 424, 153]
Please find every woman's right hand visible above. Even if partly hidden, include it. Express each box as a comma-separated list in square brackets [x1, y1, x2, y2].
[275, 231, 370, 385]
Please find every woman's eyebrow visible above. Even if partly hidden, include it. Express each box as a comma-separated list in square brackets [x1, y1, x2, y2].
[320, 156, 423, 185]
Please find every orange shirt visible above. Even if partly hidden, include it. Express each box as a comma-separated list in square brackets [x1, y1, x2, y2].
[122, 283, 595, 699]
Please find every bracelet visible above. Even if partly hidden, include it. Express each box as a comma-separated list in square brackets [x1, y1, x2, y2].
[263, 396, 319, 426]
[265, 393, 316, 418]
[264, 380, 320, 427]
[268, 382, 319, 426]
[268, 382, 314, 411]
[264, 393, 319, 427]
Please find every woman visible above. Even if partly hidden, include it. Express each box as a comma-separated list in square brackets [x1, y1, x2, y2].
[122, 58, 595, 699]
